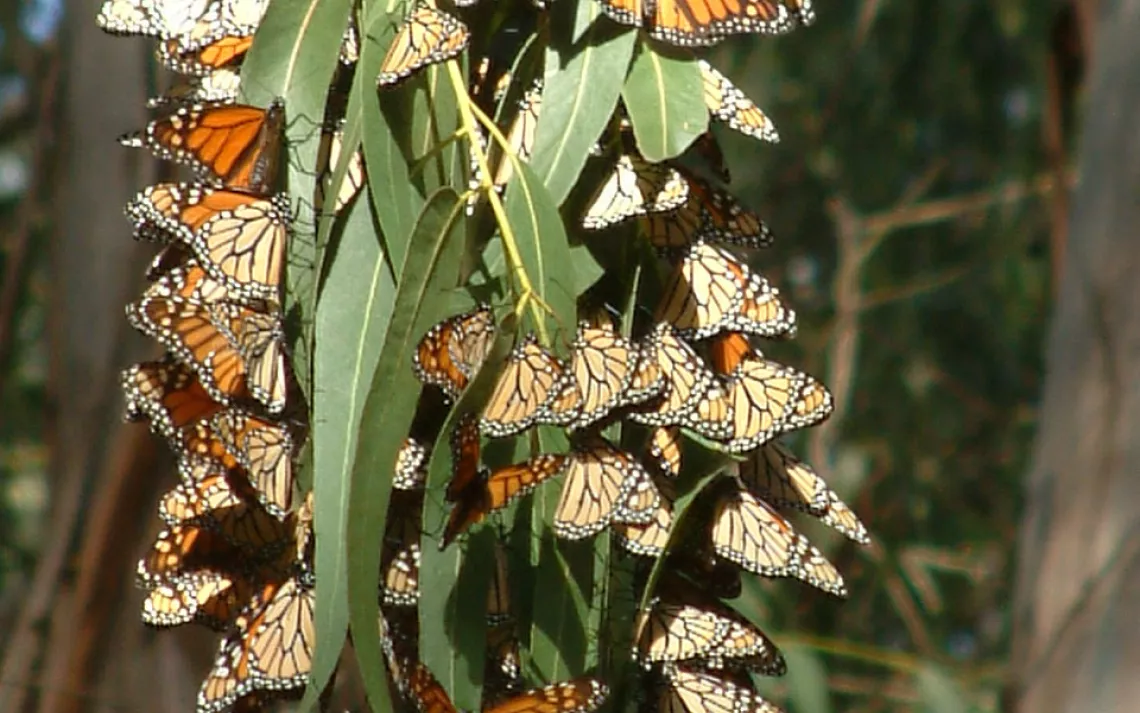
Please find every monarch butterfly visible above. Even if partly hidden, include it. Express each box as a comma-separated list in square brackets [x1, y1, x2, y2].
[648, 425, 683, 478]
[443, 454, 567, 547]
[554, 436, 659, 540]
[484, 542, 523, 704]
[163, 457, 291, 548]
[690, 130, 732, 183]
[479, 334, 569, 438]
[121, 357, 221, 441]
[720, 351, 832, 453]
[582, 154, 690, 230]
[148, 68, 244, 108]
[127, 183, 290, 303]
[157, 33, 254, 76]
[707, 331, 752, 375]
[210, 410, 295, 519]
[699, 60, 779, 143]
[136, 523, 281, 591]
[628, 323, 734, 440]
[615, 474, 675, 557]
[635, 576, 785, 675]
[739, 442, 869, 545]
[639, 172, 773, 254]
[394, 437, 430, 491]
[595, 0, 814, 47]
[339, 16, 361, 65]
[484, 622, 524, 706]
[561, 320, 658, 430]
[315, 125, 366, 217]
[657, 242, 795, 341]
[141, 571, 253, 630]
[446, 412, 483, 501]
[666, 551, 744, 600]
[414, 304, 496, 400]
[197, 575, 315, 713]
[96, 0, 212, 37]
[376, 6, 470, 87]
[711, 479, 846, 596]
[653, 664, 783, 713]
[382, 490, 424, 607]
[486, 540, 513, 624]
[120, 99, 285, 195]
[126, 292, 287, 414]
[489, 78, 543, 191]
[100, 0, 268, 40]
[400, 660, 609, 713]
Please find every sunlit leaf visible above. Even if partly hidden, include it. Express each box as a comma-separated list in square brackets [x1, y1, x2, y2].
[530, 0, 636, 205]
[503, 161, 583, 335]
[240, 0, 353, 397]
[346, 188, 465, 710]
[240, 2, 353, 707]
[622, 43, 707, 161]
[313, 193, 396, 711]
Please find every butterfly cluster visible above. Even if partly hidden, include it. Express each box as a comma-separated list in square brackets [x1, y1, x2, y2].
[99, 0, 861, 709]
[394, 2, 869, 711]
[98, 0, 332, 710]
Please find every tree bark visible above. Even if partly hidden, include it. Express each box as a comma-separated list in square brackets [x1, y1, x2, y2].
[1011, 1, 1140, 711]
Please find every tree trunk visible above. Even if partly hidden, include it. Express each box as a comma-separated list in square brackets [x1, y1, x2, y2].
[1011, 1, 1140, 711]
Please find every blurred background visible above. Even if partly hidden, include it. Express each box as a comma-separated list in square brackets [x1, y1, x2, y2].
[1, 0, 1134, 712]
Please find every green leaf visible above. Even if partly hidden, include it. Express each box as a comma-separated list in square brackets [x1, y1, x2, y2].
[357, 1, 424, 273]
[527, 428, 592, 681]
[240, 0, 353, 398]
[530, 0, 636, 205]
[346, 189, 465, 710]
[313, 193, 397, 711]
[916, 665, 972, 713]
[621, 43, 707, 162]
[407, 65, 463, 197]
[240, 3, 352, 708]
[503, 161, 585, 336]
[419, 528, 494, 711]
[782, 644, 833, 713]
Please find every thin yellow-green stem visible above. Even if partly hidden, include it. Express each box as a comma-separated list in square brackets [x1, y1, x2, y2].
[444, 60, 548, 343]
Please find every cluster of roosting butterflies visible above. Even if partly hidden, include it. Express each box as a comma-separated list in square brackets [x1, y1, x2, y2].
[98, 0, 868, 710]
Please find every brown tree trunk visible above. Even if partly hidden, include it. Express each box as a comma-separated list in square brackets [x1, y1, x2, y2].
[0, 7, 213, 713]
[1011, 1, 1140, 711]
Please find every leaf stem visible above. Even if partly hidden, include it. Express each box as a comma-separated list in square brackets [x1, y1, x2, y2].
[445, 60, 548, 343]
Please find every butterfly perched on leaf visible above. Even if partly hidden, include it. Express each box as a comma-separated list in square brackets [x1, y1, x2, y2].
[413, 304, 496, 401]
[376, 6, 470, 87]
[120, 99, 285, 195]
[594, 0, 814, 47]
[583, 154, 690, 230]
[554, 435, 660, 540]
[443, 453, 567, 547]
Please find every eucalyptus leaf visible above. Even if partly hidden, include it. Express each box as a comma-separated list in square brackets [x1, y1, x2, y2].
[240, 0, 353, 398]
[346, 189, 465, 710]
[530, 0, 636, 206]
[622, 43, 707, 161]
